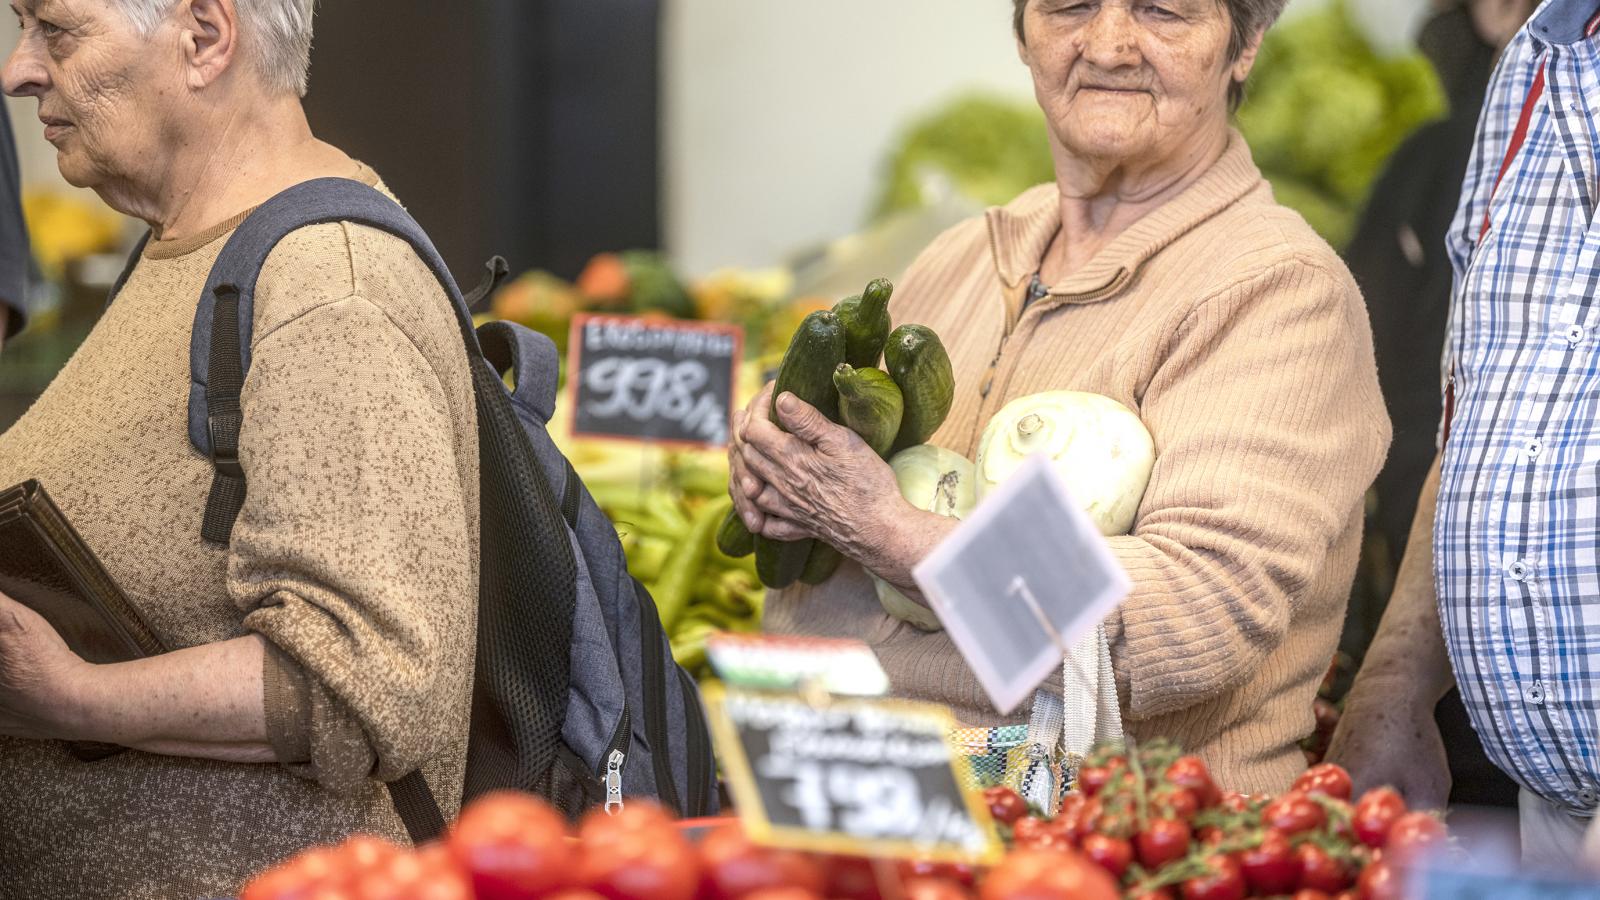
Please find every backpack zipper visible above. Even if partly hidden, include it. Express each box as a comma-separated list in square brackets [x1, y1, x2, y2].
[677, 666, 714, 816]
[632, 581, 684, 815]
[598, 706, 632, 814]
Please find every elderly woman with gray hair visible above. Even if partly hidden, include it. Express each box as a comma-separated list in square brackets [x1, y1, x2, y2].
[0, 1, 477, 897]
[730, 0, 1390, 793]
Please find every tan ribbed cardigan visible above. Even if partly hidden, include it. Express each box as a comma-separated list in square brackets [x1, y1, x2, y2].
[0, 168, 480, 900]
[767, 133, 1391, 793]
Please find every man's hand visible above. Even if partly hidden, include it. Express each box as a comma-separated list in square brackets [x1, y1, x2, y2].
[0, 590, 93, 741]
[1327, 455, 1456, 809]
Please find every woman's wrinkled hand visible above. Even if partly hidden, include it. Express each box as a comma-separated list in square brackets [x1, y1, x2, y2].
[0, 590, 93, 741]
[737, 389, 908, 560]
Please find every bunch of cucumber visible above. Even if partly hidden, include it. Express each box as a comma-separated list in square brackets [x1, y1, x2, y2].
[718, 278, 956, 590]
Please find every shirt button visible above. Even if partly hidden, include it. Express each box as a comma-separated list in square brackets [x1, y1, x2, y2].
[1525, 438, 1544, 460]
[1566, 325, 1586, 345]
[1524, 681, 1546, 704]
[1507, 560, 1532, 581]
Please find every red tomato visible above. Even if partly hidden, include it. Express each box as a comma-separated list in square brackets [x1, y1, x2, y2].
[1136, 819, 1191, 871]
[1296, 844, 1352, 894]
[1155, 788, 1201, 821]
[903, 877, 973, 900]
[449, 791, 576, 900]
[1197, 826, 1225, 848]
[1238, 830, 1298, 895]
[1351, 788, 1407, 849]
[1180, 854, 1246, 900]
[576, 803, 698, 900]
[1292, 892, 1333, 900]
[1012, 816, 1074, 851]
[1078, 766, 1115, 798]
[1263, 792, 1327, 836]
[1334, 893, 1359, 900]
[897, 859, 976, 888]
[698, 823, 825, 900]
[353, 845, 473, 900]
[742, 889, 822, 900]
[978, 848, 1119, 900]
[548, 893, 612, 900]
[1356, 860, 1401, 900]
[827, 856, 882, 900]
[1129, 891, 1176, 900]
[1295, 764, 1355, 801]
[340, 835, 403, 873]
[1383, 812, 1446, 863]
[984, 787, 1029, 826]
[1217, 792, 1251, 814]
[1079, 833, 1133, 879]
[1164, 757, 1221, 808]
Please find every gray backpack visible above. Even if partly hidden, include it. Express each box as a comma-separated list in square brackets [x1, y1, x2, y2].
[110, 178, 718, 840]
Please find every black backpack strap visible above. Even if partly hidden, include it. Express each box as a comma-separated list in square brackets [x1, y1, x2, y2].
[463, 256, 510, 313]
[386, 771, 447, 844]
[200, 284, 248, 543]
[105, 231, 152, 307]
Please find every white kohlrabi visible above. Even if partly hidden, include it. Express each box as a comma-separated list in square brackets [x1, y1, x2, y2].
[874, 444, 977, 631]
[974, 391, 1155, 537]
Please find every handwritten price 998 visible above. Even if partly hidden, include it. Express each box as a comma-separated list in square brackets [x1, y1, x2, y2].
[582, 356, 729, 444]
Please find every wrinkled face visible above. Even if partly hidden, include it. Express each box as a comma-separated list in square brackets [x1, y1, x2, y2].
[1019, 0, 1251, 172]
[4, 0, 174, 189]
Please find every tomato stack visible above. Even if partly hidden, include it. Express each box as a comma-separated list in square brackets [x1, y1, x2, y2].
[983, 743, 1447, 900]
[239, 749, 1448, 900]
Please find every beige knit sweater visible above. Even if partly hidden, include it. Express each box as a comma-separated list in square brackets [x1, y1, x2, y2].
[0, 168, 480, 900]
[767, 134, 1390, 794]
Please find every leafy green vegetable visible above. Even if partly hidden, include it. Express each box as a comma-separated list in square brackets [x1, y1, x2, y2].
[873, 94, 1055, 220]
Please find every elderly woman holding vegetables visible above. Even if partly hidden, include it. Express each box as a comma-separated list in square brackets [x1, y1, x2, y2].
[729, 0, 1389, 794]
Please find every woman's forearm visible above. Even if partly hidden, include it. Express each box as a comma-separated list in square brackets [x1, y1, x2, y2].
[861, 506, 962, 604]
[68, 635, 277, 763]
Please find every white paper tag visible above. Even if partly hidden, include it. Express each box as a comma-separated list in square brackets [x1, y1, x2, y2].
[912, 453, 1131, 716]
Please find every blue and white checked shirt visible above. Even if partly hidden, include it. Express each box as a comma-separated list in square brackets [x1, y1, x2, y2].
[1439, 0, 1600, 815]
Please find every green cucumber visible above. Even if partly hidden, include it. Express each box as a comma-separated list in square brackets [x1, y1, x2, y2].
[756, 309, 847, 589]
[715, 509, 756, 558]
[835, 278, 894, 369]
[834, 364, 904, 458]
[885, 324, 955, 454]
[800, 542, 843, 585]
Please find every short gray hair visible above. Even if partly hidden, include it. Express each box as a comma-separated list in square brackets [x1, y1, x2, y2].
[115, 0, 317, 97]
[1010, 0, 1289, 107]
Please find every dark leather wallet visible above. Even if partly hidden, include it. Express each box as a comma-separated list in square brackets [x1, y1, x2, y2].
[0, 480, 165, 760]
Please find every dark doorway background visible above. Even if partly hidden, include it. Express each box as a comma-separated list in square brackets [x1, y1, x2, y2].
[303, 0, 662, 283]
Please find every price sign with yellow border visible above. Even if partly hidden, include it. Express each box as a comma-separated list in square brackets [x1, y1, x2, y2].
[703, 684, 1003, 864]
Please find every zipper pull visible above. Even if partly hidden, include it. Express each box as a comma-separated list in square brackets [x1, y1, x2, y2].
[605, 749, 625, 814]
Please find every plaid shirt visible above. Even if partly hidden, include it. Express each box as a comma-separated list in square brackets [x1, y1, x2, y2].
[1439, 0, 1600, 815]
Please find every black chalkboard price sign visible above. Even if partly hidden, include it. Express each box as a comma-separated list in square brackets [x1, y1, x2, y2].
[567, 314, 744, 448]
[704, 685, 1002, 863]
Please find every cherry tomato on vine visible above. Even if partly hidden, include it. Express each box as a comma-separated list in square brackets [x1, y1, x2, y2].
[1136, 818, 1192, 870]
[1263, 792, 1327, 836]
[1384, 812, 1446, 863]
[1079, 833, 1133, 879]
[1351, 788, 1407, 849]
[1180, 853, 1246, 900]
[1295, 763, 1355, 801]
[984, 787, 1029, 826]
[1238, 830, 1298, 895]
[1296, 844, 1352, 894]
[1164, 756, 1221, 808]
